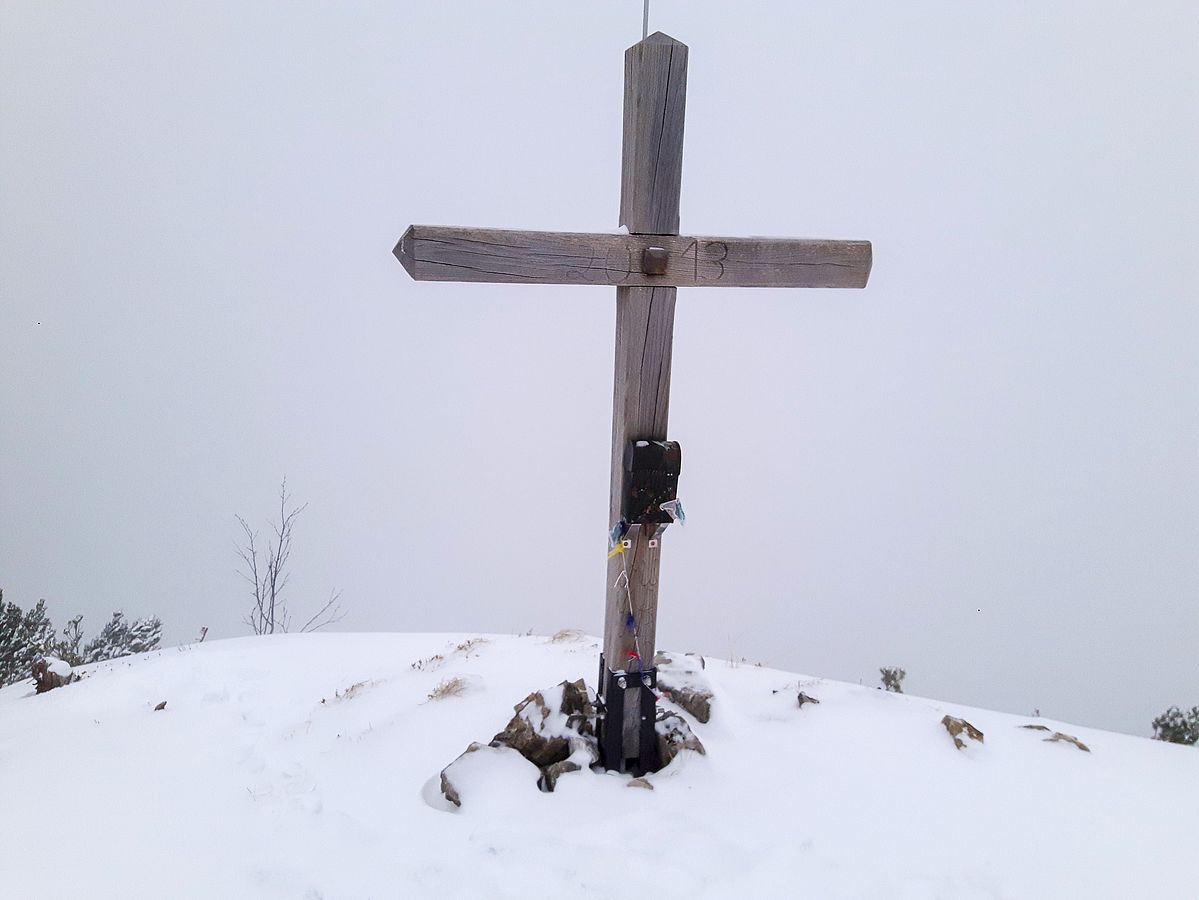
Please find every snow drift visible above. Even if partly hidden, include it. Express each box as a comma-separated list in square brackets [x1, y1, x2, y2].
[1, 632, 1194, 899]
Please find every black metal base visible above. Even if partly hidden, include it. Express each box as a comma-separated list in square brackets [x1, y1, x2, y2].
[596, 655, 661, 775]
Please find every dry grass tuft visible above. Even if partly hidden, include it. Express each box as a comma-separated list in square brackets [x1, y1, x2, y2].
[410, 653, 445, 672]
[549, 628, 584, 643]
[321, 679, 378, 704]
[412, 638, 488, 671]
[426, 676, 468, 702]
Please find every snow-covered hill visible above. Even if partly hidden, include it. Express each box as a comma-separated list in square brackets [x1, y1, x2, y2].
[1, 633, 1194, 899]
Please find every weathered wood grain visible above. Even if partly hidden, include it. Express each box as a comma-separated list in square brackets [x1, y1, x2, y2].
[602, 37, 691, 746]
[603, 284, 676, 679]
[395, 224, 871, 289]
[621, 32, 688, 235]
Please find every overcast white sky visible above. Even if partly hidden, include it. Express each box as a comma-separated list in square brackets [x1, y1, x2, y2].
[2, 1, 1195, 736]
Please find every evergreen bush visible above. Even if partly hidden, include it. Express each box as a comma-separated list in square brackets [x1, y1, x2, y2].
[0, 591, 163, 687]
[0, 594, 56, 687]
[82, 611, 163, 664]
[1151, 706, 1199, 745]
[880, 666, 906, 694]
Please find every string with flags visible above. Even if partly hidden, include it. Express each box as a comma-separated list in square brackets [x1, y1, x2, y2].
[605, 498, 685, 673]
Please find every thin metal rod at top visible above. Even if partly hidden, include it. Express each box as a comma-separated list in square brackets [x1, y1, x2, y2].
[642, 0, 649, 39]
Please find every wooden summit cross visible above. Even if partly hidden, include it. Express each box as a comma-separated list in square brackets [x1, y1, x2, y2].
[395, 32, 871, 773]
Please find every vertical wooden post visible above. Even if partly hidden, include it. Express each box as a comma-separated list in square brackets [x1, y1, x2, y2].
[599, 32, 688, 771]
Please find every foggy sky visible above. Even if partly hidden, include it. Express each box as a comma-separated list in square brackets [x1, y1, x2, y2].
[2, 1, 1195, 736]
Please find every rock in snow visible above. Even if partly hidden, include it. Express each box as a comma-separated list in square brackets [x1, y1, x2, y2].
[1043, 730, 1091, 752]
[31, 656, 75, 694]
[941, 714, 985, 750]
[656, 651, 714, 723]
[489, 678, 598, 770]
[443, 674, 707, 805]
[441, 678, 600, 804]
[655, 708, 706, 766]
[797, 690, 821, 709]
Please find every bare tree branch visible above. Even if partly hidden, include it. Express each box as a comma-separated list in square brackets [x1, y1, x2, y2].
[235, 515, 269, 634]
[299, 590, 346, 633]
[235, 478, 343, 637]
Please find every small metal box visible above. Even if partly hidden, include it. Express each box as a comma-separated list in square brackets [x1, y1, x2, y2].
[622, 440, 681, 525]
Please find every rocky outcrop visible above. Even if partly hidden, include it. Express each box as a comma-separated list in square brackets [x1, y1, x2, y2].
[797, 691, 821, 709]
[32, 658, 75, 694]
[941, 715, 984, 750]
[440, 742, 483, 807]
[655, 652, 714, 724]
[655, 709, 705, 766]
[489, 678, 599, 772]
[539, 759, 582, 792]
[440, 679, 601, 806]
[438, 676, 709, 807]
[490, 690, 572, 767]
[1020, 723, 1090, 752]
[1044, 731, 1091, 752]
[439, 742, 540, 809]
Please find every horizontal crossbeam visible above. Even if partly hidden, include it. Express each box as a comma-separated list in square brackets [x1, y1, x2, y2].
[395, 225, 871, 289]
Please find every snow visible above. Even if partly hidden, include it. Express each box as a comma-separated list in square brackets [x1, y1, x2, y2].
[43, 657, 72, 679]
[1, 632, 1195, 898]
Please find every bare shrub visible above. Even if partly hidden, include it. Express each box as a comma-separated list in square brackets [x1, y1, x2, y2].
[237, 479, 345, 635]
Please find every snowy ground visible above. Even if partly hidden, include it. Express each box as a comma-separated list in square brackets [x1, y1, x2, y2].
[1, 632, 1194, 899]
